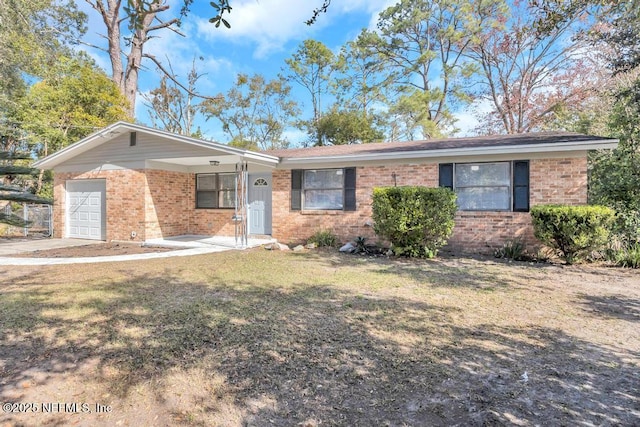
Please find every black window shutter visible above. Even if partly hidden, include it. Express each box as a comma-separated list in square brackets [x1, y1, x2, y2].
[291, 170, 302, 210]
[513, 161, 529, 212]
[344, 167, 356, 211]
[439, 163, 454, 189]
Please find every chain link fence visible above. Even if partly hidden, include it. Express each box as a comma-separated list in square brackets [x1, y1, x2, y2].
[1, 204, 53, 237]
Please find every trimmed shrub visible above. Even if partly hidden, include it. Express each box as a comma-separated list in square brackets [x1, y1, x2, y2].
[307, 229, 338, 247]
[372, 186, 457, 258]
[530, 205, 615, 264]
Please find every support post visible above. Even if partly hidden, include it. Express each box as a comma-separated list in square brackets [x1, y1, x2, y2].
[234, 161, 248, 248]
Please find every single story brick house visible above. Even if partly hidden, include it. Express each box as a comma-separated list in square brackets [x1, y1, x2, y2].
[33, 121, 618, 252]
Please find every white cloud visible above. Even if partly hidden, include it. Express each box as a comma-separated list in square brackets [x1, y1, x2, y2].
[195, 0, 320, 58]
[453, 99, 493, 137]
[141, 20, 235, 95]
[282, 128, 308, 147]
[341, 0, 396, 32]
[328, 0, 394, 18]
[453, 111, 480, 137]
[194, 0, 392, 58]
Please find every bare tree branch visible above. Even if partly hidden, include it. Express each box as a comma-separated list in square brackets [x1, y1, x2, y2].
[142, 53, 221, 101]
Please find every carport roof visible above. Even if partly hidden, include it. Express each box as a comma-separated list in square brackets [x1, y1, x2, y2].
[33, 121, 279, 170]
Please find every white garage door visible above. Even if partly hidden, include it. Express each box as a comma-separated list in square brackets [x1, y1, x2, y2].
[66, 180, 106, 240]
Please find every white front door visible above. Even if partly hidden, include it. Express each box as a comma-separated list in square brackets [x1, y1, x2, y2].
[66, 180, 106, 240]
[248, 173, 272, 235]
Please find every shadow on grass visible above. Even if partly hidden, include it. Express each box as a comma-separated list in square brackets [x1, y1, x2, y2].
[291, 250, 518, 290]
[1, 264, 638, 426]
[578, 294, 640, 322]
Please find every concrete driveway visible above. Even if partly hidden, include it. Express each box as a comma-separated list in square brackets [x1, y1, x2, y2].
[0, 235, 275, 265]
[0, 238, 103, 256]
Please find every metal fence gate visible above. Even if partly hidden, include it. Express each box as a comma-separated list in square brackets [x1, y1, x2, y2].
[1, 204, 53, 237]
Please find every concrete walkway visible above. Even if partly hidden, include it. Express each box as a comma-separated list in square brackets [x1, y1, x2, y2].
[0, 236, 275, 266]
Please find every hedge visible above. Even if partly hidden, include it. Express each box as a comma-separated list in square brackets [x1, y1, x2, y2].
[372, 186, 457, 258]
[530, 204, 615, 264]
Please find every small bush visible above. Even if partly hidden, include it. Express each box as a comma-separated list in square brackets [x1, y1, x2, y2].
[614, 243, 640, 268]
[494, 239, 528, 261]
[372, 186, 457, 258]
[307, 229, 338, 247]
[530, 205, 615, 264]
[352, 236, 369, 254]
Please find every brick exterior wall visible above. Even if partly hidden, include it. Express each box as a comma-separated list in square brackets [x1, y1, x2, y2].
[447, 212, 536, 252]
[144, 169, 191, 239]
[271, 157, 588, 253]
[53, 169, 238, 241]
[446, 157, 587, 252]
[54, 156, 587, 253]
[530, 157, 587, 205]
[53, 169, 147, 241]
[272, 164, 439, 244]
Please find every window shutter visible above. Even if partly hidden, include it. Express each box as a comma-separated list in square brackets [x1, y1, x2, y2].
[513, 161, 529, 212]
[291, 170, 302, 210]
[344, 167, 356, 211]
[439, 163, 454, 189]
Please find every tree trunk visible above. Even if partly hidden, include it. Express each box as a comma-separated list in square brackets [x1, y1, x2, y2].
[90, 0, 166, 117]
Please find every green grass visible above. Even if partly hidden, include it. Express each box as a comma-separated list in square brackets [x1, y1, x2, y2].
[0, 249, 638, 426]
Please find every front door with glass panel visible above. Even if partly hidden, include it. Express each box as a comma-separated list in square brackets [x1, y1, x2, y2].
[248, 173, 272, 235]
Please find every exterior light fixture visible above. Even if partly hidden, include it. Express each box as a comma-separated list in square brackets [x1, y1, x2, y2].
[209, 160, 220, 166]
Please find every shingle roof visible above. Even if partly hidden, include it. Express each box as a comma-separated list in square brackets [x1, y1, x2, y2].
[263, 132, 615, 159]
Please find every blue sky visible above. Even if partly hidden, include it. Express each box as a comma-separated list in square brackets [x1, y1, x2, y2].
[81, 0, 481, 143]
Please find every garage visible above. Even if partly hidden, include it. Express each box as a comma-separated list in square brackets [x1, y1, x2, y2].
[66, 180, 106, 240]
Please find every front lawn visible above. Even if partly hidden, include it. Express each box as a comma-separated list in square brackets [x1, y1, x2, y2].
[1, 250, 638, 426]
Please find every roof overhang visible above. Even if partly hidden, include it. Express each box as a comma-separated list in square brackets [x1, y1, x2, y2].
[33, 121, 279, 170]
[277, 138, 619, 167]
[33, 122, 617, 171]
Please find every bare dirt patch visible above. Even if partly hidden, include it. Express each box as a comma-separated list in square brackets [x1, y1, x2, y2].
[6, 242, 175, 258]
[1, 249, 638, 426]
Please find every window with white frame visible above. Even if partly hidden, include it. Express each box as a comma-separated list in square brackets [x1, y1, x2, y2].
[196, 173, 236, 209]
[439, 161, 529, 212]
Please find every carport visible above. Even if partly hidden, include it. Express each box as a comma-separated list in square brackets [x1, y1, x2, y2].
[33, 122, 279, 246]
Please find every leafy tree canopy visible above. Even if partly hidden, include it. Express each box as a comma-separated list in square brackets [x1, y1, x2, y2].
[202, 73, 299, 150]
[316, 108, 384, 146]
[17, 53, 132, 159]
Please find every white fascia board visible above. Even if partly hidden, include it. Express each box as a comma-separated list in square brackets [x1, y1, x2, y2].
[277, 139, 619, 168]
[33, 121, 279, 169]
[33, 122, 125, 169]
[241, 151, 279, 166]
